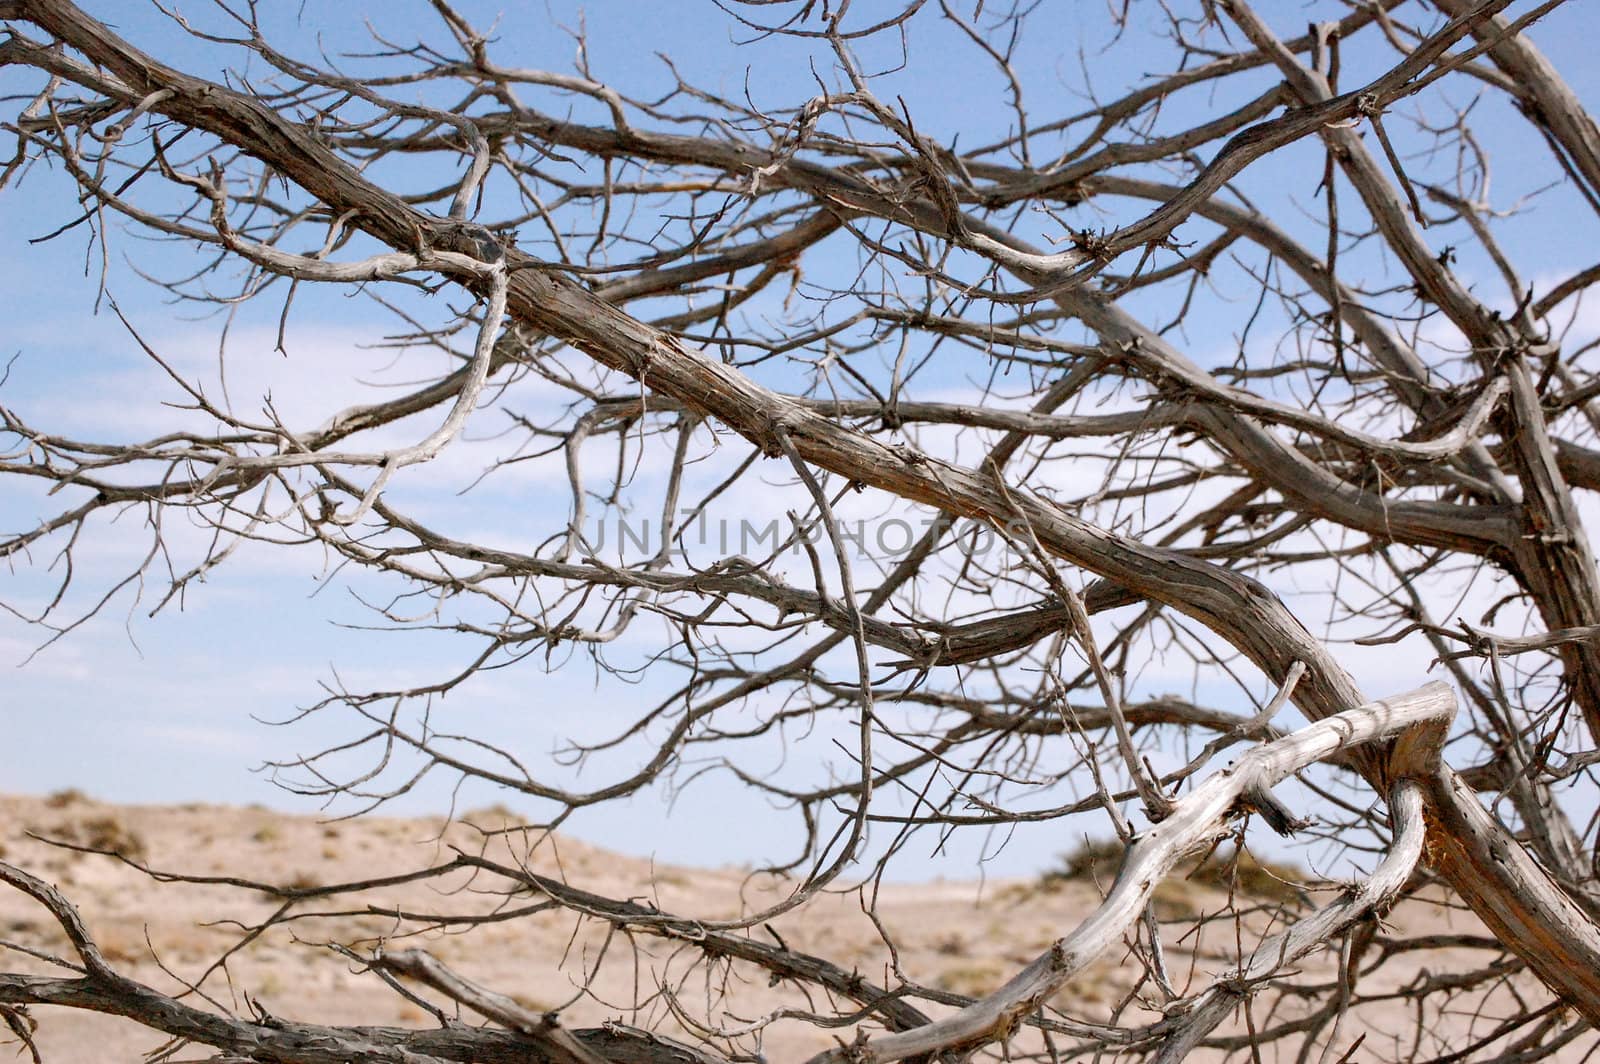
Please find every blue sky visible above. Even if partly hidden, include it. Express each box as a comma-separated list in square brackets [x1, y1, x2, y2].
[4, 0, 1600, 880]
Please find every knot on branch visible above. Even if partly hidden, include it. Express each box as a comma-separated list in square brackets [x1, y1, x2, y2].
[1234, 782, 1310, 837]
[437, 220, 509, 265]
[758, 414, 802, 457]
[1070, 228, 1112, 261]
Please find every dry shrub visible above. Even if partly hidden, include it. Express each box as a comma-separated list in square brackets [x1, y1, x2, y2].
[1054, 960, 1122, 1009]
[1184, 846, 1307, 904]
[82, 815, 147, 859]
[465, 803, 518, 825]
[95, 926, 148, 965]
[1150, 877, 1201, 918]
[935, 961, 1005, 997]
[43, 814, 147, 859]
[1043, 837, 1126, 886]
[1044, 838, 1308, 907]
[43, 789, 87, 809]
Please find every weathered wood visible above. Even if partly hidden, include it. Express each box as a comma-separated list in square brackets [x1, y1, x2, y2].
[805, 683, 1455, 1064]
[6, 0, 1600, 1049]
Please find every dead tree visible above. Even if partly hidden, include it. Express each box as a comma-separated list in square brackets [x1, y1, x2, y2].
[4, 0, 1600, 1059]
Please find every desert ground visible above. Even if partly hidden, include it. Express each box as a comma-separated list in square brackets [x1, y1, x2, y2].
[0, 791, 1576, 1062]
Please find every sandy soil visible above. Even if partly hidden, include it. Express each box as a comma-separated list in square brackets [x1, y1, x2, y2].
[0, 792, 1575, 1062]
